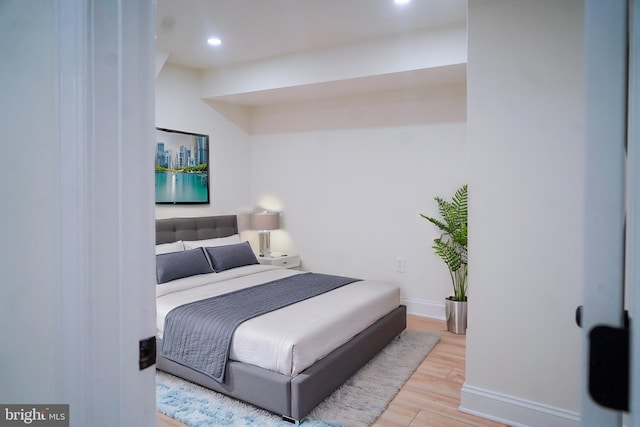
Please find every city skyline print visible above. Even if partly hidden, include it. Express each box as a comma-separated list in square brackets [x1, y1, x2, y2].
[155, 127, 210, 204]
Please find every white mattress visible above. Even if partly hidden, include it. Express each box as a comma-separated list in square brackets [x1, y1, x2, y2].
[156, 264, 400, 376]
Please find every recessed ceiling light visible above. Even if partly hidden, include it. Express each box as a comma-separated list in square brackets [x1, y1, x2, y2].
[394, 0, 411, 4]
[207, 38, 222, 46]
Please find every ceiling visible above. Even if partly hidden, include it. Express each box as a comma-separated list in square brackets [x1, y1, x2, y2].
[156, 0, 467, 70]
[155, 0, 468, 105]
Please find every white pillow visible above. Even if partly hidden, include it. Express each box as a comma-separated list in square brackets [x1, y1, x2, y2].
[155, 240, 185, 255]
[183, 234, 241, 249]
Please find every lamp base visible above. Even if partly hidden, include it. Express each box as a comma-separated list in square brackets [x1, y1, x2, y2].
[258, 230, 271, 257]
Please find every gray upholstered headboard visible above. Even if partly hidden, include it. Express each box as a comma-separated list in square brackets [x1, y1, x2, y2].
[155, 215, 238, 244]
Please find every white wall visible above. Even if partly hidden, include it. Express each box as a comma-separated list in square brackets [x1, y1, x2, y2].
[249, 84, 466, 134]
[463, 1, 584, 425]
[155, 63, 252, 219]
[0, 1, 61, 402]
[250, 85, 467, 314]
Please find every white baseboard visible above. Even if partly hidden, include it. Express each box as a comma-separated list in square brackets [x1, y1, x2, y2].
[460, 383, 580, 427]
[401, 297, 445, 320]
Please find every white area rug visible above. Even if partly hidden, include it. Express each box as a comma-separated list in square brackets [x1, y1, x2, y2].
[157, 330, 440, 427]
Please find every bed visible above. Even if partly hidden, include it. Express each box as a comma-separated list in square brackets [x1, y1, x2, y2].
[155, 215, 406, 424]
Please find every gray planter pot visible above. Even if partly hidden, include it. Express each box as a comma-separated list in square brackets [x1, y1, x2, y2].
[445, 297, 467, 335]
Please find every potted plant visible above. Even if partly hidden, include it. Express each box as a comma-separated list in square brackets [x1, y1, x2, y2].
[420, 184, 468, 334]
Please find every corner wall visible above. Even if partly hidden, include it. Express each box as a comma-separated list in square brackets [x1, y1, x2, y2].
[155, 63, 252, 218]
[463, 1, 584, 425]
[155, 62, 468, 314]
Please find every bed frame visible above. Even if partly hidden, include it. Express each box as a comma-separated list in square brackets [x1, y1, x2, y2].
[155, 215, 407, 423]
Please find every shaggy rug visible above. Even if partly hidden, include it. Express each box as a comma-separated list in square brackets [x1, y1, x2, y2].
[156, 330, 440, 427]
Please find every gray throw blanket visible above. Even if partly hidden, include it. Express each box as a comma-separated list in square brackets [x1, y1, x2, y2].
[161, 272, 360, 382]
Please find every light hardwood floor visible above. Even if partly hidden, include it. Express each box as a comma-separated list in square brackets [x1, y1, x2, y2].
[373, 316, 506, 427]
[157, 315, 506, 427]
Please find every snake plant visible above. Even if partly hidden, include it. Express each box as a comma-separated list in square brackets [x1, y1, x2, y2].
[420, 184, 468, 301]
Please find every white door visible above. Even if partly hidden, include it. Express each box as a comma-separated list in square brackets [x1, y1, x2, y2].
[630, 0, 640, 422]
[582, 0, 636, 426]
[57, 1, 157, 425]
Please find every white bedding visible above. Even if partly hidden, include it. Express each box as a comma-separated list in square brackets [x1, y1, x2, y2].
[156, 264, 400, 376]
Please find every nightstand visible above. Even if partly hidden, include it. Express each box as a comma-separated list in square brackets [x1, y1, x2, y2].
[258, 253, 300, 269]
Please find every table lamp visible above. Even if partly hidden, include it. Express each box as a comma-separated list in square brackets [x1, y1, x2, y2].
[250, 212, 280, 257]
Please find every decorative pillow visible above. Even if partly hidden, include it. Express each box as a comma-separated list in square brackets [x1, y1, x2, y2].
[205, 241, 259, 273]
[156, 248, 213, 284]
[183, 234, 241, 250]
[155, 240, 185, 255]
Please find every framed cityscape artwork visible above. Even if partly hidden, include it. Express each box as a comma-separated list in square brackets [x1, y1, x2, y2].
[155, 127, 210, 204]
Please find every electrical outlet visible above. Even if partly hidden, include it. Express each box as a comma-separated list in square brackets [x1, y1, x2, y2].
[396, 257, 405, 273]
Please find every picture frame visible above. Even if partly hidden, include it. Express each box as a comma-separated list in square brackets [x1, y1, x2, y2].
[155, 127, 210, 204]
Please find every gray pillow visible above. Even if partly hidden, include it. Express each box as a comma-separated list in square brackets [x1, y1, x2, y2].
[156, 248, 213, 284]
[205, 241, 259, 273]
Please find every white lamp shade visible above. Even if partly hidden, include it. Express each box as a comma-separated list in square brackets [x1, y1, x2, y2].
[250, 212, 280, 231]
